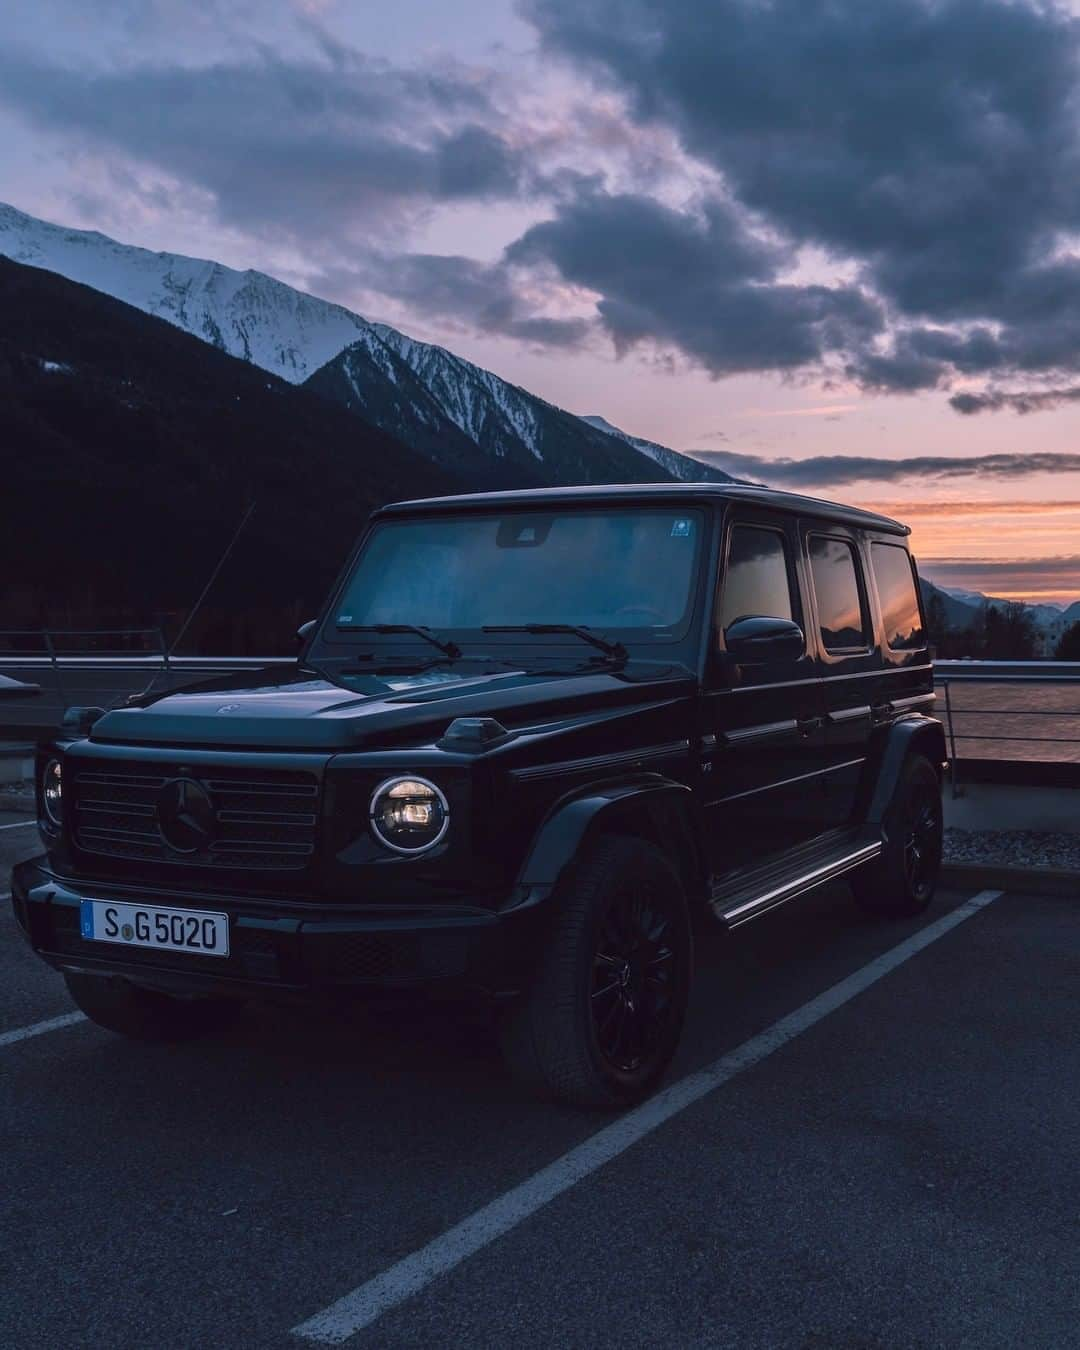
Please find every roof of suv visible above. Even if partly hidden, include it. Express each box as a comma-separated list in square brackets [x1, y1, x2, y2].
[378, 482, 910, 537]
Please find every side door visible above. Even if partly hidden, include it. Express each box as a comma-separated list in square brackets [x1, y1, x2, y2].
[802, 525, 879, 830]
[702, 509, 828, 878]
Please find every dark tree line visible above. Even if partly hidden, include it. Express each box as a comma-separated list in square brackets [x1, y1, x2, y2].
[925, 595, 1041, 660]
[1055, 622, 1080, 660]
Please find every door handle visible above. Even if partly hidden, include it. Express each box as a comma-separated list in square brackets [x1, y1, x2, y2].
[797, 716, 823, 737]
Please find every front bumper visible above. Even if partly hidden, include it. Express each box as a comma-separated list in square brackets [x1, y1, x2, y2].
[11, 857, 542, 1000]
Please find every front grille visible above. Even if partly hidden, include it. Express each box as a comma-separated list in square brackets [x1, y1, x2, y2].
[72, 761, 319, 872]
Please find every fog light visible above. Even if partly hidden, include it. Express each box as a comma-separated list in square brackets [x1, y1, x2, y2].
[369, 776, 449, 854]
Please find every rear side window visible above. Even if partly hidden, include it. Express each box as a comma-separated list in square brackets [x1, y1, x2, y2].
[809, 536, 869, 652]
[720, 525, 794, 633]
[872, 542, 924, 650]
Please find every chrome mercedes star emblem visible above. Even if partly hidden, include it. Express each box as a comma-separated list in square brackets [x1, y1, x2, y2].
[156, 777, 216, 853]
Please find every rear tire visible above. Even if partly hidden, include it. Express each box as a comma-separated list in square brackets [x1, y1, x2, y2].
[852, 755, 942, 917]
[64, 973, 241, 1041]
[501, 835, 693, 1109]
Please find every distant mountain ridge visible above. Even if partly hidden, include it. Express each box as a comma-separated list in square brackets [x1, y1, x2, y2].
[938, 584, 1073, 627]
[0, 201, 717, 490]
[927, 581, 1080, 630]
[920, 578, 1080, 658]
[920, 579, 982, 631]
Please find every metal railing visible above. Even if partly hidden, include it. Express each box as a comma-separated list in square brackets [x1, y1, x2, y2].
[0, 628, 168, 656]
[0, 628, 169, 711]
[1, 642, 1079, 784]
[934, 660, 1080, 796]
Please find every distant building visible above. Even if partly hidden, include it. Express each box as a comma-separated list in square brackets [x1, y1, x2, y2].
[1036, 614, 1069, 658]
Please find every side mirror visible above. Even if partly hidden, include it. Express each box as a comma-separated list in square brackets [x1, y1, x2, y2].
[296, 619, 317, 649]
[724, 615, 804, 663]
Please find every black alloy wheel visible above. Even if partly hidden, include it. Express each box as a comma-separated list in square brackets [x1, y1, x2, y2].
[903, 783, 942, 903]
[591, 885, 678, 1075]
[852, 754, 943, 917]
[501, 835, 693, 1109]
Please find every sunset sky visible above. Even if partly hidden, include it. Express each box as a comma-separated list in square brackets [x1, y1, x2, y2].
[4, 0, 1080, 601]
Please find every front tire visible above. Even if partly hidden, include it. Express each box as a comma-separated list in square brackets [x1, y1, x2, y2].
[501, 835, 693, 1109]
[852, 754, 942, 917]
[64, 973, 241, 1041]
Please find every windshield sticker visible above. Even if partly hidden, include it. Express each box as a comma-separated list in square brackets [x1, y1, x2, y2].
[337, 614, 353, 623]
[671, 519, 692, 538]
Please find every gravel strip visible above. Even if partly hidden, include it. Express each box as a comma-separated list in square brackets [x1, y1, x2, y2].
[944, 827, 1080, 872]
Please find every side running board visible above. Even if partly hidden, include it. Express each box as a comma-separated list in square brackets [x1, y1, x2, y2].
[711, 833, 883, 930]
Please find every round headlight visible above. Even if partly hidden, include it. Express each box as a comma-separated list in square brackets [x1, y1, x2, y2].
[369, 776, 449, 854]
[42, 758, 63, 827]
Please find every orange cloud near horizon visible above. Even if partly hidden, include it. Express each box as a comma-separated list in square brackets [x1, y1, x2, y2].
[852, 498, 1080, 604]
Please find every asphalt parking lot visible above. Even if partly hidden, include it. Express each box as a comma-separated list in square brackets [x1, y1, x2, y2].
[3, 816, 1078, 1349]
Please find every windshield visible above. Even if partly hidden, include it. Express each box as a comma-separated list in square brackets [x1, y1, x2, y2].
[333, 508, 703, 641]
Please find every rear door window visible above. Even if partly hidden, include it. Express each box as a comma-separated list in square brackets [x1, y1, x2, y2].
[720, 525, 795, 634]
[871, 542, 925, 650]
[809, 536, 870, 652]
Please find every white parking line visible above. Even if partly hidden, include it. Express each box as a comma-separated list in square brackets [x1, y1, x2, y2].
[0, 1011, 86, 1049]
[0, 890, 88, 1048]
[0, 819, 36, 831]
[293, 889, 1005, 1344]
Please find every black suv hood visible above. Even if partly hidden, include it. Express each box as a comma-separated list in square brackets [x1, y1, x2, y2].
[89, 663, 691, 751]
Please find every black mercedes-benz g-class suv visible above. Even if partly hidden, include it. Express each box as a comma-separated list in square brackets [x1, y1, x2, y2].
[13, 484, 943, 1108]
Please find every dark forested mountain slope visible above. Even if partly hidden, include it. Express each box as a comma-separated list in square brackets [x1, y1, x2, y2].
[0, 257, 461, 650]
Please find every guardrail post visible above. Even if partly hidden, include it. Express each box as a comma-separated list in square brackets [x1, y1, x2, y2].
[942, 679, 961, 799]
[157, 626, 170, 687]
[43, 630, 70, 714]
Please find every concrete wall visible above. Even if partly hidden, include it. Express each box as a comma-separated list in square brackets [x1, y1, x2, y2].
[944, 782, 1079, 835]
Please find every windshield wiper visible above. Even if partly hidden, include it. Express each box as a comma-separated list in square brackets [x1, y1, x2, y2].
[335, 623, 461, 659]
[482, 624, 628, 662]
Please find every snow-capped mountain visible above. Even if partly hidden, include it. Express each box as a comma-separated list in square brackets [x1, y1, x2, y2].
[0, 201, 717, 488]
[581, 415, 737, 484]
[0, 202, 368, 383]
[374, 325, 545, 460]
[312, 330, 676, 486]
[304, 334, 543, 488]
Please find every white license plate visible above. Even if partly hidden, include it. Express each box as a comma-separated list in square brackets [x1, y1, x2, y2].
[80, 900, 229, 958]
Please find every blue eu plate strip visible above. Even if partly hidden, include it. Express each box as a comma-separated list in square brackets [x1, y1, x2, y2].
[79, 900, 94, 938]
